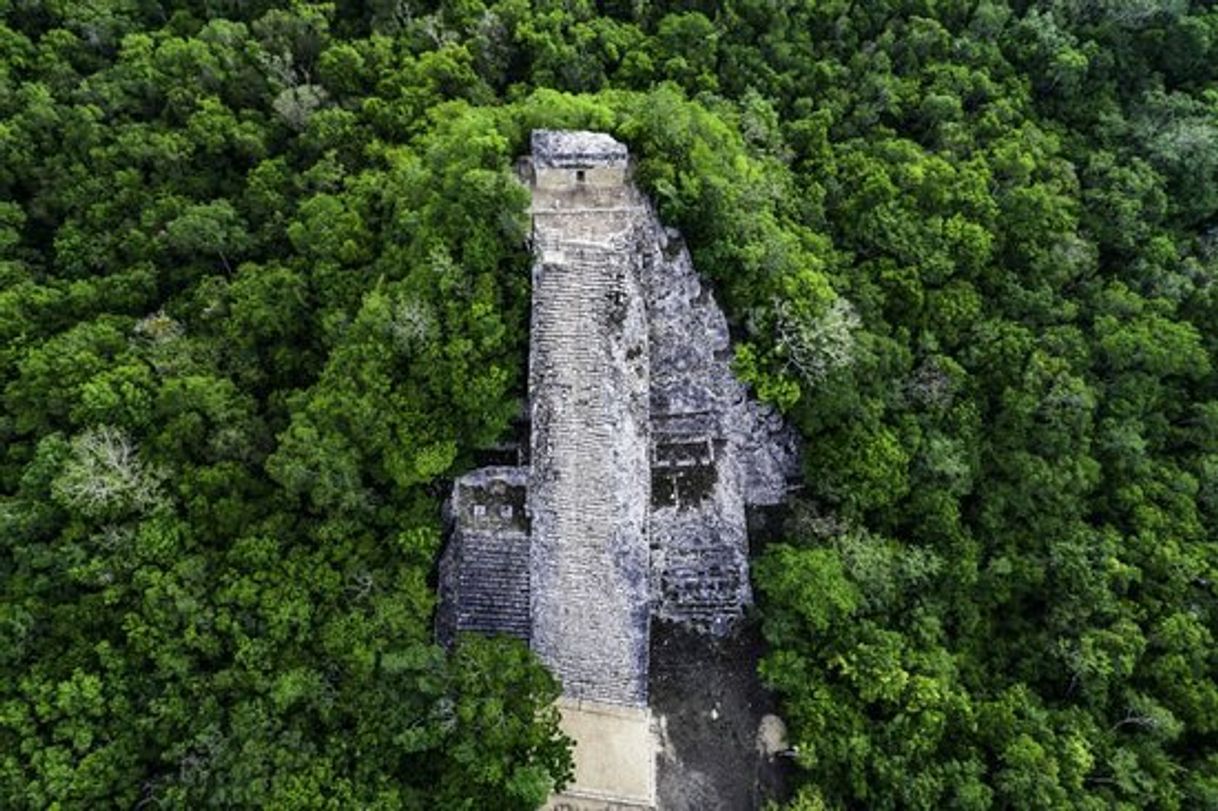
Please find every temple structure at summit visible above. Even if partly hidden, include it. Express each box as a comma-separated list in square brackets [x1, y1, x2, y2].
[437, 130, 798, 809]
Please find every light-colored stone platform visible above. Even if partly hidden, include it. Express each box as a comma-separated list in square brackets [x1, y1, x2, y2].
[546, 698, 656, 811]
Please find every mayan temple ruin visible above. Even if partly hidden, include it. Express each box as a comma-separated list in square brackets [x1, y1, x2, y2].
[437, 131, 798, 809]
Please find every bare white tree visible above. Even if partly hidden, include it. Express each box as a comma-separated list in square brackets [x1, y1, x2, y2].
[272, 84, 329, 131]
[134, 310, 185, 344]
[772, 296, 861, 387]
[390, 296, 438, 352]
[52, 425, 166, 519]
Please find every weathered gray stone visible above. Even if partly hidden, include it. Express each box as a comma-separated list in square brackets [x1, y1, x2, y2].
[436, 467, 531, 646]
[437, 130, 799, 704]
[639, 194, 801, 632]
[531, 129, 629, 169]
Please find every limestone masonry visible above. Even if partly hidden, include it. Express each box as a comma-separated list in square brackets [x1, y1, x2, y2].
[437, 130, 799, 707]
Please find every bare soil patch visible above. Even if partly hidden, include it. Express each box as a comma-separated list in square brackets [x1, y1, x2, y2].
[650, 618, 793, 810]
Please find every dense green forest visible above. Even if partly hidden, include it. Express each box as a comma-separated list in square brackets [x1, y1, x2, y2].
[3, 0, 1218, 808]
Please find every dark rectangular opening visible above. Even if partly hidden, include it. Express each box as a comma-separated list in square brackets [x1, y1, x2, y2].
[575, 169, 586, 182]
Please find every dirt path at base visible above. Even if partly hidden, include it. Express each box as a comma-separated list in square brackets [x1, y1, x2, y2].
[650, 618, 793, 810]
